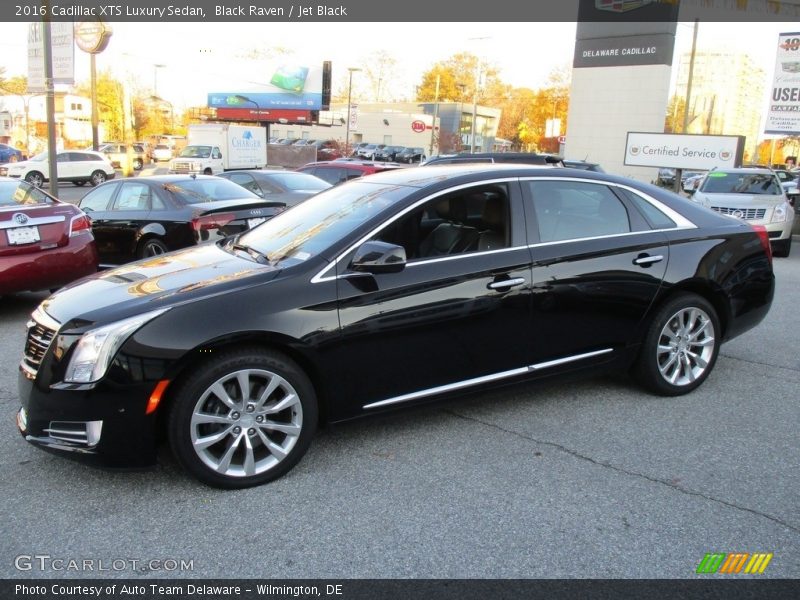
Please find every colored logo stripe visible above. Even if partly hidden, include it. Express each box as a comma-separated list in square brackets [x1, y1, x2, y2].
[696, 553, 773, 574]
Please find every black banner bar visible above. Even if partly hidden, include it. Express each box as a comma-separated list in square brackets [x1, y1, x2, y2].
[3, 579, 800, 600]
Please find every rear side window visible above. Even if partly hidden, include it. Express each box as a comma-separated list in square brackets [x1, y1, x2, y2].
[526, 180, 631, 242]
[114, 183, 151, 210]
[80, 183, 118, 212]
[618, 189, 677, 230]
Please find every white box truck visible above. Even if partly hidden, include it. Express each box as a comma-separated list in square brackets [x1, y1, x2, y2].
[169, 123, 267, 175]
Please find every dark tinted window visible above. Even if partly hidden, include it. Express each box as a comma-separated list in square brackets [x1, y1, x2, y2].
[700, 172, 781, 195]
[164, 178, 259, 204]
[527, 180, 631, 242]
[225, 173, 262, 195]
[618, 189, 677, 229]
[80, 183, 118, 212]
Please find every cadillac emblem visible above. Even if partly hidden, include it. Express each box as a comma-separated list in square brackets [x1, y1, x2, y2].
[732, 210, 744, 219]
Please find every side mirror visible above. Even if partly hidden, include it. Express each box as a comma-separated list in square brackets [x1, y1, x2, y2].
[350, 241, 406, 274]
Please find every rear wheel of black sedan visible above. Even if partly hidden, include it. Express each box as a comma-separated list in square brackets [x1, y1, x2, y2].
[137, 237, 169, 258]
[634, 293, 720, 396]
[167, 349, 318, 488]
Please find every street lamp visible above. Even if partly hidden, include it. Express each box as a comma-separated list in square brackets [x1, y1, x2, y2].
[232, 94, 260, 118]
[468, 36, 490, 153]
[153, 63, 166, 96]
[345, 67, 361, 154]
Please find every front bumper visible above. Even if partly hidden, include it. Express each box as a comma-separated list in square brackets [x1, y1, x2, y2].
[17, 368, 160, 468]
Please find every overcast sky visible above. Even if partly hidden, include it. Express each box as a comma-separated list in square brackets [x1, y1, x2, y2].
[0, 21, 795, 111]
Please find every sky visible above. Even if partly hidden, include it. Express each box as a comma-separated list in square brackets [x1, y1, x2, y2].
[0, 20, 796, 116]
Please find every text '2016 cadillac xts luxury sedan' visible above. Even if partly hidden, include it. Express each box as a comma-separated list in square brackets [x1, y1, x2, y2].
[16, 165, 775, 488]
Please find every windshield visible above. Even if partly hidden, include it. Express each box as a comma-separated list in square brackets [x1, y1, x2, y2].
[268, 172, 330, 191]
[235, 181, 411, 268]
[700, 172, 782, 195]
[179, 146, 212, 158]
[165, 178, 259, 203]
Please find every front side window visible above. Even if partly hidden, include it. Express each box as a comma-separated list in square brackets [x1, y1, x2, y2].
[527, 180, 631, 243]
[371, 184, 511, 260]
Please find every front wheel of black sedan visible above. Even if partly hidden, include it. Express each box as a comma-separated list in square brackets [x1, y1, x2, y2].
[168, 349, 318, 488]
[634, 293, 720, 396]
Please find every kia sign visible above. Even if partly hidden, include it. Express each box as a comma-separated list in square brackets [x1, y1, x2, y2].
[411, 120, 426, 133]
[765, 32, 800, 135]
[624, 132, 744, 171]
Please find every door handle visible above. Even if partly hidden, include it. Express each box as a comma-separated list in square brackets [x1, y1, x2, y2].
[488, 277, 526, 291]
[633, 254, 664, 267]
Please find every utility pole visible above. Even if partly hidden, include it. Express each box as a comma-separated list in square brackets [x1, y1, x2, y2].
[42, 14, 59, 196]
[429, 74, 440, 157]
[676, 18, 699, 194]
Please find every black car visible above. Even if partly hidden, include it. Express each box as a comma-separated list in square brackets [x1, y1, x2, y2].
[217, 170, 330, 206]
[395, 147, 426, 163]
[421, 152, 563, 166]
[17, 165, 774, 488]
[375, 145, 405, 162]
[77, 175, 285, 266]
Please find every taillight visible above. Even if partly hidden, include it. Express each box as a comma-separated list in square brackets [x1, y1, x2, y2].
[751, 224, 772, 264]
[70, 214, 92, 236]
[191, 213, 235, 232]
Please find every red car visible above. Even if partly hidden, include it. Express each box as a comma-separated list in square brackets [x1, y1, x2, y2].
[296, 159, 403, 186]
[0, 177, 98, 295]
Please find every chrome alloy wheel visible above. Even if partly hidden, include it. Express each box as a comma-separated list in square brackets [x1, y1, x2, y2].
[656, 307, 716, 387]
[190, 369, 303, 478]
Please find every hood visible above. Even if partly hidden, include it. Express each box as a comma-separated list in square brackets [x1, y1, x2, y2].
[696, 192, 786, 208]
[40, 242, 278, 326]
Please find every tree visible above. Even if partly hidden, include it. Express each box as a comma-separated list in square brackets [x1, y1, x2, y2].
[75, 70, 126, 141]
[361, 51, 398, 102]
[664, 94, 686, 133]
[417, 52, 501, 102]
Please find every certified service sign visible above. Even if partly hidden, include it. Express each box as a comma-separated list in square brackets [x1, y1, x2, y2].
[624, 132, 744, 171]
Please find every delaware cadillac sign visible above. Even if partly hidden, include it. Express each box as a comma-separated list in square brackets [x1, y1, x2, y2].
[624, 132, 745, 171]
[765, 32, 800, 135]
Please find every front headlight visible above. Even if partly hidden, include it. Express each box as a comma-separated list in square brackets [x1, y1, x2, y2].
[771, 202, 790, 223]
[64, 308, 170, 383]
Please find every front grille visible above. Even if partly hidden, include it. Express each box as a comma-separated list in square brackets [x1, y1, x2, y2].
[710, 206, 766, 220]
[21, 310, 59, 378]
[172, 163, 191, 173]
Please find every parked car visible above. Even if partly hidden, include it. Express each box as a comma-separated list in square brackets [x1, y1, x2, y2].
[16, 165, 775, 488]
[357, 143, 386, 160]
[349, 142, 369, 157]
[0, 150, 115, 188]
[691, 167, 794, 257]
[297, 160, 403, 186]
[309, 139, 341, 160]
[421, 152, 563, 166]
[99, 143, 148, 171]
[76, 175, 285, 266]
[682, 172, 706, 193]
[0, 142, 24, 163]
[217, 170, 331, 207]
[0, 177, 97, 294]
[395, 146, 427, 164]
[657, 168, 676, 188]
[375, 145, 405, 162]
[152, 144, 173, 162]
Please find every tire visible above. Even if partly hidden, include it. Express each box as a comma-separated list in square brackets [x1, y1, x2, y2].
[772, 237, 792, 258]
[90, 170, 107, 186]
[133, 158, 143, 171]
[137, 237, 169, 259]
[25, 171, 44, 187]
[167, 348, 318, 488]
[633, 293, 720, 396]
[73, 180, 87, 187]
[203, 168, 213, 175]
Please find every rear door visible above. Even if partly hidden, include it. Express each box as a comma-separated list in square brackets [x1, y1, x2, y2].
[521, 178, 672, 370]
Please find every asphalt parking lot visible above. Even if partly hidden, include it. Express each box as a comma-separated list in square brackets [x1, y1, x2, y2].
[1, 244, 798, 580]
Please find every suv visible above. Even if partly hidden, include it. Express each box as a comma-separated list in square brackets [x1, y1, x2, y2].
[691, 167, 794, 257]
[1, 150, 115, 187]
[421, 152, 564, 167]
[297, 160, 403, 186]
[99, 143, 148, 171]
[395, 147, 426, 164]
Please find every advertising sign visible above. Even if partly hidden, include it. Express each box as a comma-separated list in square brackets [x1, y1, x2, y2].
[349, 103, 358, 130]
[765, 32, 800, 135]
[215, 108, 313, 123]
[28, 22, 74, 92]
[624, 132, 745, 170]
[208, 63, 324, 111]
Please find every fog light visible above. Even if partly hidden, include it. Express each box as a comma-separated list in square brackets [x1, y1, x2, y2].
[16, 408, 28, 433]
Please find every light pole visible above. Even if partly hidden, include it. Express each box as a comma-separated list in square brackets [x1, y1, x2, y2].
[153, 63, 166, 96]
[468, 36, 490, 154]
[345, 67, 361, 155]
[232, 94, 260, 119]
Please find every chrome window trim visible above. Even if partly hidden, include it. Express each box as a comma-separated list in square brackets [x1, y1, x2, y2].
[0, 214, 66, 230]
[311, 177, 520, 284]
[363, 348, 613, 410]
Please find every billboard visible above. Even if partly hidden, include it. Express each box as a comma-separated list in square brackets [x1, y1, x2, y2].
[208, 63, 324, 111]
[765, 32, 800, 135]
[27, 22, 74, 92]
[623, 132, 745, 170]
